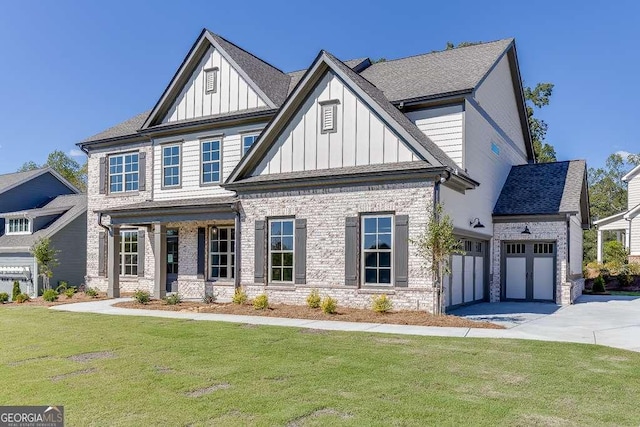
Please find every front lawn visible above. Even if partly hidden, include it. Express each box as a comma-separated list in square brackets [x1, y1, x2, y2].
[1, 307, 640, 426]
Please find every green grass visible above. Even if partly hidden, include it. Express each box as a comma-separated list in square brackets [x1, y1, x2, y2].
[2, 307, 640, 426]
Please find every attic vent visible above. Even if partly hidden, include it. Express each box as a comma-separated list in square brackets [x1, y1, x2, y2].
[205, 68, 218, 94]
[319, 100, 339, 134]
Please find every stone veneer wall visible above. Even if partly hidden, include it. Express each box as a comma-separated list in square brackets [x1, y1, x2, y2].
[492, 221, 582, 305]
[629, 255, 640, 264]
[237, 181, 437, 312]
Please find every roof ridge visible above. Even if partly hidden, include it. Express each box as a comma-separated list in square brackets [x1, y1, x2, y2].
[207, 30, 287, 75]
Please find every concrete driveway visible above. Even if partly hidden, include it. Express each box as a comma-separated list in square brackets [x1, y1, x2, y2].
[451, 295, 640, 352]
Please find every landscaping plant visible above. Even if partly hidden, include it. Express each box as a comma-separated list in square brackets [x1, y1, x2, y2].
[202, 293, 217, 304]
[12, 281, 21, 301]
[0, 292, 8, 303]
[30, 238, 59, 291]
[56, 281, 69, 293]
[371, 294, 393, 313]
[306, 289, 321, 308]
[42, 289, 59, 302]
[253, 294, 269, 310]
[592, 275, 607, 293]
[133, 289, 151, 304]
[232, 287, 248, 304]
[84, 287, 98, 297]
[15, 293, 30, 303]
[164, 293, 182, 305]
[64, 288, 76, 299]
[321, 296, 337, 314]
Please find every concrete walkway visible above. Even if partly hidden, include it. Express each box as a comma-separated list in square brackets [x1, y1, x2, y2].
[50, 295, 640, 353]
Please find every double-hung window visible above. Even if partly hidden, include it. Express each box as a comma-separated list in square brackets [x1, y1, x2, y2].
[362, 215, 393, 285]
[269, 219, 294, 283]
[201, 140, 221, 184]
[209, 226, 235, 279]
[162, 144, 181, 188]
[242, 134, 259, 156]
[109, 153, 139, 193]
[6, 218, 30, 234]
[120, 230, 138, 276]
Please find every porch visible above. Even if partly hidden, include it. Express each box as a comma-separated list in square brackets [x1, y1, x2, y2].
[593, 212, 632, 262]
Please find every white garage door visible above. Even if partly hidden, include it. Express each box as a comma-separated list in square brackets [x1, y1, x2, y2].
[503, 242, 555, 302]
[447, 238, 487, 309]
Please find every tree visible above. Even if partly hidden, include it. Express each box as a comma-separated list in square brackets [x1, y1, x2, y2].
[524, 83, 557, 163]
[412, 203, 464, 315]
[30, 238, 59, 291]
[18, 150, 87, 192]
[445, 41, 482, 50]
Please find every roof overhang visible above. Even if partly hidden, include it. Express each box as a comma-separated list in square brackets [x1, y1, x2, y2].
[623, 164, 640, 182]
[624, 203, 640, 220]
[493, 212, 588, 229]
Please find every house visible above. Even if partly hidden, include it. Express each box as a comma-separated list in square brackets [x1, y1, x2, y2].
[0, 168, 86, 297]
[593, 164, 640, 264]
[77, 29, 589, 312]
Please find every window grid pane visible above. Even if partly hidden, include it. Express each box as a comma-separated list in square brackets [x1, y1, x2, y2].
[202, 140, 221, 183]
[269, 219, 295, 283]
[242, 135, 258, 156]
[7, 218, 30, 234]
[362, 215, 393, 285]
[209, 226, 235, 279]
[120, 230, 138, 276]
[109, 154, 138, 193]
[163, 145, 180, 187]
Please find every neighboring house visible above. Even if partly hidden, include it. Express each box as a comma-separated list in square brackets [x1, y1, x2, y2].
[78, 29, 589, 312]
[593, 164, 640, 264]
[0, 168, 86, 297]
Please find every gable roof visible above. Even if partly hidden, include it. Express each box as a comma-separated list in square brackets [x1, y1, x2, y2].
[226, 50, 474, 188]
[493, 160, 590, 225]
[0, 194, 86, 251]
[142, 29, 290, 129]
[81, 110, 151, 144]
[0, 167, 79, 195]
[622, 163, 640, 182]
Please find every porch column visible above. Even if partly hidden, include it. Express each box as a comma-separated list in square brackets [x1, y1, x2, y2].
[108, 225, 121, 298]
[153, 222, 167, 299]
[596, 228, 603, 263]
[234, 211, 241, 288]
[625, 223, 631, 250]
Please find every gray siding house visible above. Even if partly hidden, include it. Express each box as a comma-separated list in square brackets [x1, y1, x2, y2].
[0, 168, 86, 298]
[78, 29, 589, 313]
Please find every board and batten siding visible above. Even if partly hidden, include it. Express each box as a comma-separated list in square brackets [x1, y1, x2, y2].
[162, 46, 267, 124]
[251, 71, 418, 176]
[405, 105, 464, 168]
[152, 122, 267, 200]
[474, 54, 527, 157]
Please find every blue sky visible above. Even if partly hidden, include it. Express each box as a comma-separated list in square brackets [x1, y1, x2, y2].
[0, 0, 637, 174]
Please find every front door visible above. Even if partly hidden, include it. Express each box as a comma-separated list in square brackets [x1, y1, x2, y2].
[502, 241, 556, 302]
[166, 229, 178, 292]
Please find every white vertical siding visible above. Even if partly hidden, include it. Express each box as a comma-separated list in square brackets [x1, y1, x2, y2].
[570, 215, 583, 275]
[163, 46, 267, 124]
[251, 71, 418, 176]
[631, 217, 640, 255]
[405, 105, 464, 168]
[474, 55, 527, 156]
[628, 174, 640, 209]
[152, 122, 267, 200]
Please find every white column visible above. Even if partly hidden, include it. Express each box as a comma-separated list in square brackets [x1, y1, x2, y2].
[626, 221, 631, 250]
[108, 226, 121, 298]
[596, 228, 603, 263]
[153, 223, 167, 300]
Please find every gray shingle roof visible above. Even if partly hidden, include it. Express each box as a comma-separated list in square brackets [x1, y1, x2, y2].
[0, 168, 48, 194]
[360, 39, 513, 102]
[81, 110, 150, 143]
[287, 57, 371, 94]
[99, 196, 237, 214]
[0, 194, 86, 251]
[494, 160, 587, 216]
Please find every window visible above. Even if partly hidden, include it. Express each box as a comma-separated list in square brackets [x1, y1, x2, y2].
[269, 219, 294, 283]
[209, 226, 235, 279]
[506, 243, 525, 254]
[120, 230, 138, 276]
[109, 153, 139, 193]
[362, 215, 393, 285]
[6, 218, 30, 234]
[205, 68, 218, 94]
[162, 144, 181, 187]
[201, 140, 221, 184]
[534, 243, 554, 254]
[242, 134, 259, 156]
[319, 100, 338, 133]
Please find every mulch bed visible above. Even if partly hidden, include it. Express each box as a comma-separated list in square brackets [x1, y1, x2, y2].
[1, 292, 109, 307]
[113, 300, 503, 329]
[584, 276, 640, 293]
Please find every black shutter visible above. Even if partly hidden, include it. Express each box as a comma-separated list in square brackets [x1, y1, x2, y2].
[345, 217, 358, 286]
[394, 215, 409, 287]
[197, 227, 206, 279]
[137, 229, 145, 277]
[99, 158, 107, 194]
[98, 231, 106, 276]
[254, 220, 265, 283]
[138, 152, 146, 191]
[295, 219, 307, 284]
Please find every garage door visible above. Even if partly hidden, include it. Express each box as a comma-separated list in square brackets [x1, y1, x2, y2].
[446, 238, 487, 309]
[502, 242, 555, 302]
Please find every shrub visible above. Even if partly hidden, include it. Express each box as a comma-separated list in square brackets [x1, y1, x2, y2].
[371, 294, 393, 313]
[321, 296, 337, 314]
[253, 293, 269, 310]
[42, 289, 59, 302]
[627, 263, 640, 276]
[133, 289, 151, 304]
[306, 289, 321, 308]
[84, 287, 98, 297]
[202, 293, 217, 304]
[232, 287, 248, 305]
[164, 293, 182, 305]
[15, 293, 30, 303]
[56, 281, 69, 293]
[64, 288, 76, 299]
[604, 240, 628, 266]
[592, 275, 606, 293]
[12, 281, 21, 301]
[617, 266, 634, 287]
[0, 292, 8, 303]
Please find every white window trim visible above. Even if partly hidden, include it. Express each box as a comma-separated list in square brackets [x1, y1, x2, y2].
[200, 139, 223, 185]
[204, 68, 219, 94]
[241, 133, 260, 156]
[108, 152, 139, 193]
[5, 217, 32, 235]
[120, 230, 138, 277]
[209, 226, 235, 281]
[361, 214, 394, 286]
[268, 218, 295, 284]
[161, 143, 182, 189]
